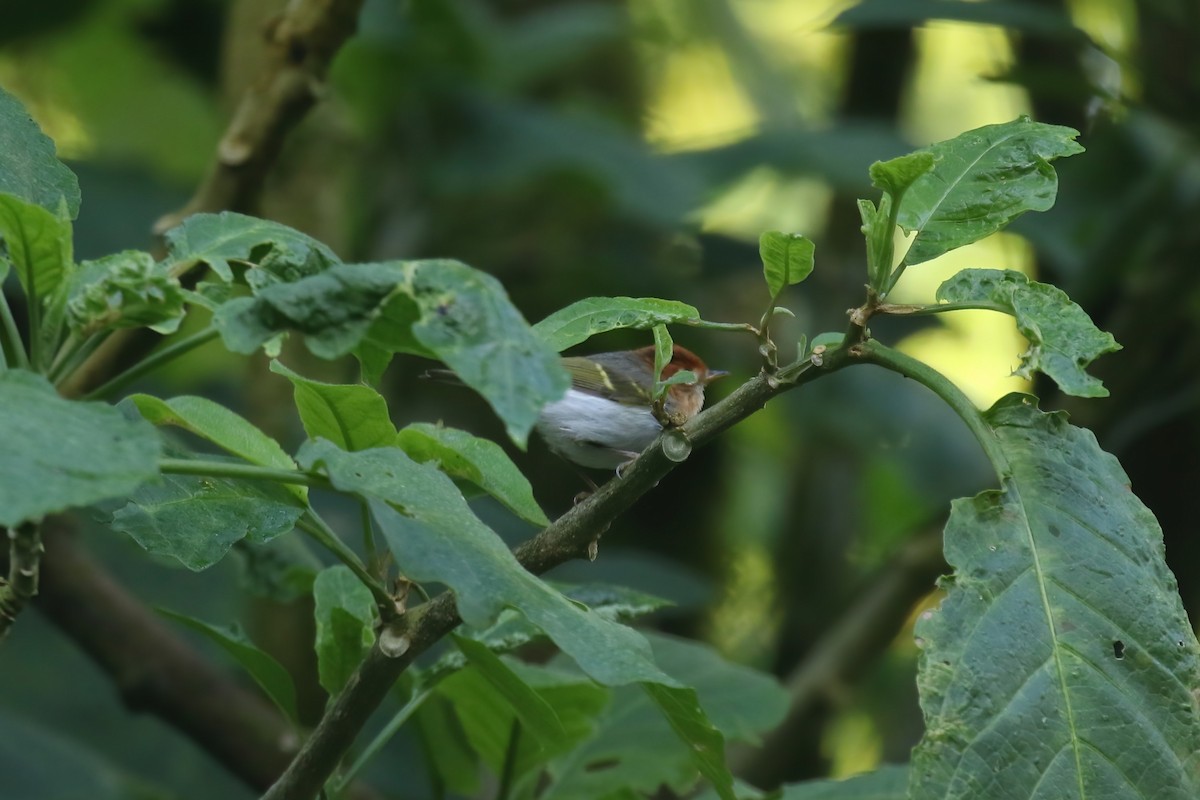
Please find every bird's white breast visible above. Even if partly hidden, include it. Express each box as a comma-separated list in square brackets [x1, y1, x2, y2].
[535, 389, 663, 469]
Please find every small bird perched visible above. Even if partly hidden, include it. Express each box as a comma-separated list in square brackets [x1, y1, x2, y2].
[536, 344, 727, 471]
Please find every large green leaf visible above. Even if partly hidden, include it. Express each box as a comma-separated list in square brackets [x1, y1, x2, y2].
[0, 193, 73, 303]
[65, 250, 185, 336]
[163, 211, 340, 283]
[313, 566, 377, 696]
[910, 394, 1200, 800]
[759, 232, 815, 298]
[936, 269, 1120, 397]
[295, 440, 735, 798]
[0, 86, 80, 218]
[270, 361, 397, 451]
[543, 632, 788, 799]
[395, 422, 549, 526]
[158, 608, 299, 725]
[0, 370, 160, 526]
[216, 260, 567, 446]
[106, 460, 304, 570]
[896, 118, 1083, 266]
[416, 694, 483, 796]
[533, 297, 700, 352]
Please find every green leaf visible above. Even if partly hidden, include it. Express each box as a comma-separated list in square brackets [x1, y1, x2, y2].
[910, 394, 1200, 800]
[0, 192, 73, 303]
[936, 268, 1121, 397]
[533, 297, 701, 352]
[0, 370, 160, 526]
[313, 565, 377, 696]
[454, 635, 568, 746]
[542, 633, 782, 800]
[896, 117, 1084, 266]
[0, 86, 81, 219]
[127, 394, 302, 500]
[269, 361, 397, 451]
[403, 259, 568, 447]
[416, 694, 482, 795]
[759, 231, 816, 297]
[211, 263, 404, 357]
[653, 323, 674, 403]
[163, 211, 340, 282]
[65, 250, 185, 336]
[857, 195, 894, 290]
[439, 660, 609, 793]
[354, 291, 430, 384]
[106, 459, 304, 570]
[869, 150, 935, 197]
[158, 608, 299, 725]
[214, 260, 567, 446]
[395, 422, 549, 526]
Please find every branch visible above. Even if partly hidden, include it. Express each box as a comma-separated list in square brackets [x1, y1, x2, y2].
[34, 517, 299, 788]
[58, 0, 366, 401]
[263, 349, 859, 799]
[729, 527, 947, 787]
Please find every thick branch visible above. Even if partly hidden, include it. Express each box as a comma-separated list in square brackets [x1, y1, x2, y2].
[35, 518, 298, 788]
[263, 350, 859, 800]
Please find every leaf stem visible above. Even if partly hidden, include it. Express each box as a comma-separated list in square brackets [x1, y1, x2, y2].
[297, 513, 395, 616]
[875, 301, 1012, 317]
[680, 318, 759, 335]
[158, 458, 323, 486]
[359, 498, 378, 577]
[850, 340, 1010, 476]
[49, 332, 109, 386]
[331, 686, 433, 792]
[84, 326, 220, 401]
[0, 287, 28, 370]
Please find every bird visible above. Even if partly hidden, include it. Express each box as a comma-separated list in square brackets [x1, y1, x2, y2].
[535, 344, 727, 471]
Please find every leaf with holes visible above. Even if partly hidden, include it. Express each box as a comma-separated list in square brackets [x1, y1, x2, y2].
[909, 394, 1200, 800]
[163, 211, 339, 283]
[937, 268, 1120, 398]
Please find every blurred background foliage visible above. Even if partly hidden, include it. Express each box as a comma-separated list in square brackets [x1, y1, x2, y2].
[2, 0, 1199, 798]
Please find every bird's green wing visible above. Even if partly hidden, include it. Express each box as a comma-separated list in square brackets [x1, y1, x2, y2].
[561, 357, 653, 405]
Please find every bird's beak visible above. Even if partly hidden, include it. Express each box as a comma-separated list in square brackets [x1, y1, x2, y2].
[704, 369, 730, 383]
